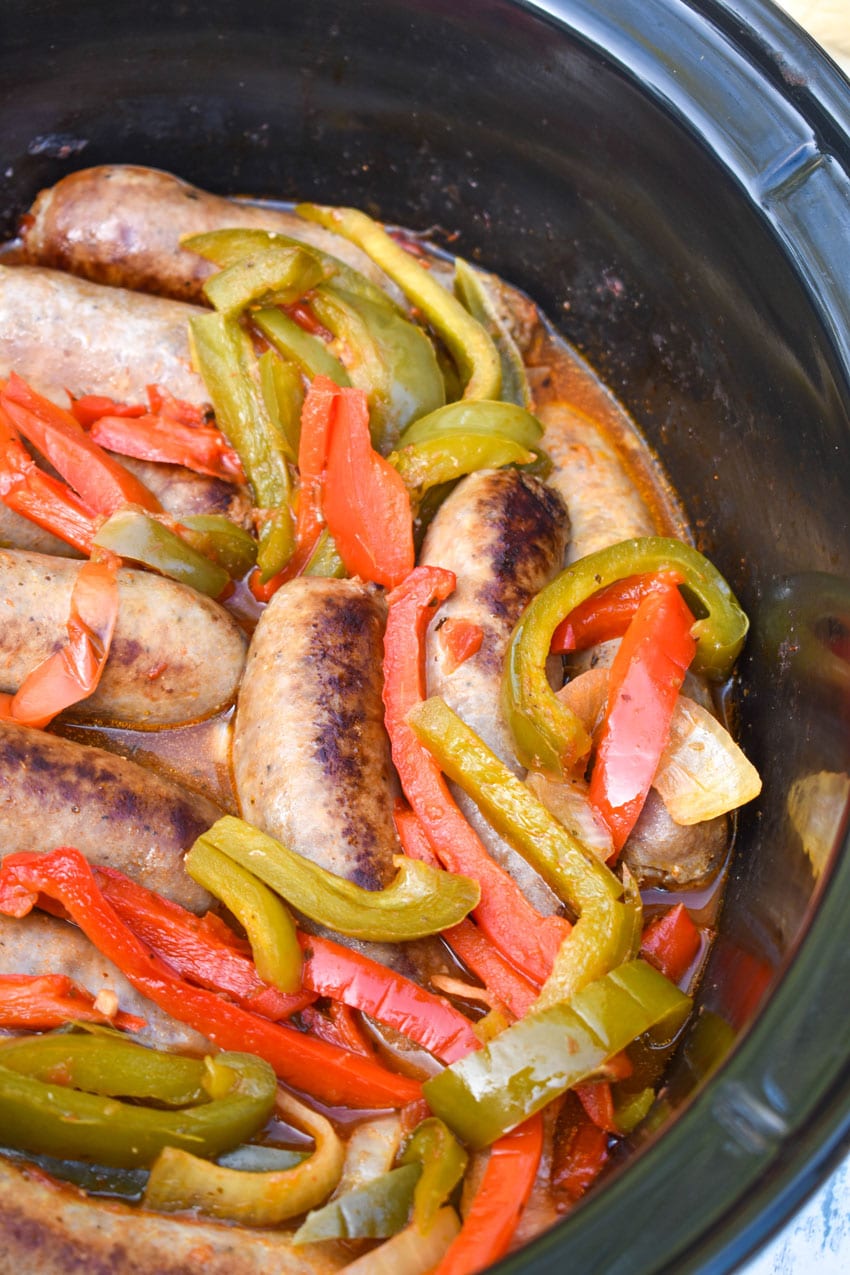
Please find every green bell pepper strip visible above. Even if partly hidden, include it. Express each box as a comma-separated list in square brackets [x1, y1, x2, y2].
[254, 306, 352, 387]
[177, 513, 258, 579]
[189, 310, 295, 581]
[0, 1047, 276, 1169]
[182, 227, 402, 313]
[389, 433, 534, 507]
[397, 399, 543, 451]
[92, 509, 230, 598]
[407, 695, 637, 1004]
[0, 1031, 207, 1106]
[202, 244, 326, 316]
[399, 1117, 468, 1234]
[194, 816, 480, 942]
[310, 283, 446, 453]
[293, 1162, 422, 1243]
[303, 527, 347, 578]
[423, 959, 690, 1149]
[143, 1087, 344, 1225]
[502, 536, 751, 775]
[454, 258, 533, 409]
[296, 203, 501, 401]
[184, 839, 303, 994]
[259, 349, 304, 463]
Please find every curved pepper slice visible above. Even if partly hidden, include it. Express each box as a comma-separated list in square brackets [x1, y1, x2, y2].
[453, 258, 533, 410]
[293, 1162, 422, 1243]
[0, 1041, 275, 1169]
[310, 283, 445, 453]
[503, 537, 750, 775]
[296, 203, 501, 401]
[397, 399, 543, 451]
[400, 1117, 468, 1234]
[194, 816, 479, 942]
[407, 696, 640, 1005]
[0, 848, 421, 1109]
[185, 839, 302, 994]
[92, 510, 230, 598]
[423, 959, 690, 1149]
[0, 1030, 210, 1106]
[551, 570, 686, 653]
[143, 1087, 344, 1225]
[389, 433, 534, 507]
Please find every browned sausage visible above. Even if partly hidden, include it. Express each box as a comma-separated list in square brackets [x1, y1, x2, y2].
[0, 264, 207, 405]
[0, 1155, 345, 1275]
[0, 720, 217, 910]
[419, 466, 570, 914]
[0, 549, 247, 729]
[0, 912, 207, 1052]
[21, 165, 400, 303]
[233, 576, 400, 891]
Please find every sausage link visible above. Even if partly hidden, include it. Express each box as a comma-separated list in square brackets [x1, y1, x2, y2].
[0, 1154, 345, 1275]
[0, 264, 208, 406]
[539, 400, 729, 888]
[233, 577, 399, 891]
[420, 467, 570, 915]
[22, 164, 401, 303]
[0, 549, 247, 729]
[0, 719, 216, 910]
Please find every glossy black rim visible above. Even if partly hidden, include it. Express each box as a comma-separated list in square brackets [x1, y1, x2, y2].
[493, 1, 850, 1271]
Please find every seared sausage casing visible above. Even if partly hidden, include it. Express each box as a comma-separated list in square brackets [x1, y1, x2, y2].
[0, 550, 247, 728]
[0, 720, 216, 910]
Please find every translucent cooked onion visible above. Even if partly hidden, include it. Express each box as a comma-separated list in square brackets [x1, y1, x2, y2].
[653, 696, 762, 825]
[341, 1205, 460, 1274]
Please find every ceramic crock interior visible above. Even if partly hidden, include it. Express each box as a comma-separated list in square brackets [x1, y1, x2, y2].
[2, 0, 850, 1270]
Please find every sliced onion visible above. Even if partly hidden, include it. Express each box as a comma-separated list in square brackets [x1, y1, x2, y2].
[342, 1205, 460, 1274]
[334, 1114, 402, 1197]
[526, 772, 614, 861]
[653, 695, 762, 825]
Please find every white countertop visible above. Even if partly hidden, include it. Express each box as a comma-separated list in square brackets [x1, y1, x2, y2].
[740, 1157, 850, 1273]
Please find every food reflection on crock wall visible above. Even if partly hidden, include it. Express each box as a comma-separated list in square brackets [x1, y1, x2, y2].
[0, 165, 762, 1273]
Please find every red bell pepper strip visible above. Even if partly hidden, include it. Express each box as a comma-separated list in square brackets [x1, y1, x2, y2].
[0, 403, 98, 553]
[439, 618, 484, 673]
[551, 570, 686, 653]
[99, 863, 477, 1064]
[145, 385, 210, 427]
[0, 849, 421, 1110]
[299, 931, 480, 1065]
[640, 903, 702, 985]
[575, 1081, 619, 1134]
[89, 414, 245, 483]
[588, 583, 697, 856]
[383, 566, 568, 987]
[93, 866, 315, 1022]
[0, 973, 145, 1033]
[321, 383, 414, 589]
[432, 1114, 544, 1275]
[394, 804, 539, 1019]
[70, 394, 147, 428]
[1, 373, 161, 515]
[0, 556, 119, 730]
[551, 1115, 610, 1206]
